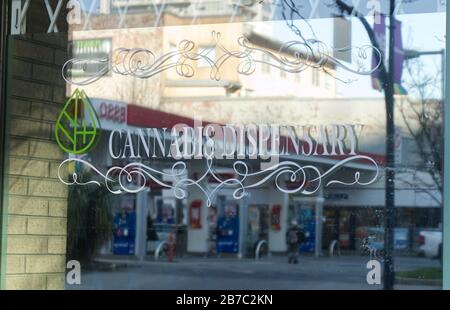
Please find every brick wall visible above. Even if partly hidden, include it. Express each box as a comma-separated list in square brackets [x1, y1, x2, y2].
[3, 33, 68, 290]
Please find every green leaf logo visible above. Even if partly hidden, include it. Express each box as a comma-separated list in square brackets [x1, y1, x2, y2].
[55, 89, 101, 155]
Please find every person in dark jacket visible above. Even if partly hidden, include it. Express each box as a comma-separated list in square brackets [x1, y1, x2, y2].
[286, 220, 305, 264]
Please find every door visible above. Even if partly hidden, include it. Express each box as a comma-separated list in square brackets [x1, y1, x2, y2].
[292, 203, 316, 253]
[246, 204, 269, 257]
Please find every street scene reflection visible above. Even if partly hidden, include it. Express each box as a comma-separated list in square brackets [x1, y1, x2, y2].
[3, 0, 446, 290]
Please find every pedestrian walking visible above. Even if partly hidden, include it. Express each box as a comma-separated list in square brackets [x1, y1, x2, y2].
[286, 220, 305, 264]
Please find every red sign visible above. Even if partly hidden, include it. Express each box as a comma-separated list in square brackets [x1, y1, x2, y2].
[99, 101, 126, 124]
[271, 205, 282, 231]
[189, 200, 202, 229]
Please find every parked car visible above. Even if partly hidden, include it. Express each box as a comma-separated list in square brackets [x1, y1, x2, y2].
[418, 228, 442, 264]
[359, 227, 409, 258]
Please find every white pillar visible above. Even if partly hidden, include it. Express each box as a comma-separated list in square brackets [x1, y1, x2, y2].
[268, 186, 289, 252]
[135, 190, 149, 261]
[186, 160, 209, 253]
[315, 198, 325, 257]
[238, 196, 248, 258]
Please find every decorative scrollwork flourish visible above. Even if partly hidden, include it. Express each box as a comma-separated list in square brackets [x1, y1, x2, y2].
[59, 155, 379, 207]
[62, 31, 381, 86]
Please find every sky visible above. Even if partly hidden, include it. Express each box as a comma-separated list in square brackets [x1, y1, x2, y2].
[76, 1, 447, 100]
[339, 12, 446, 98]
[270, 11, 446, 99]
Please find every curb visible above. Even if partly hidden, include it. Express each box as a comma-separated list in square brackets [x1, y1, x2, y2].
[395, 276, 442, 287]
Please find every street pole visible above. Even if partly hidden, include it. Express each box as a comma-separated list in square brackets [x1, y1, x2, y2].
[383, 0, 396, 290]
[333, 0, 397, 289]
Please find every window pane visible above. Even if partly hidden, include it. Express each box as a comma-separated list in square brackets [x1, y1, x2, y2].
[0, 0, 446, 291]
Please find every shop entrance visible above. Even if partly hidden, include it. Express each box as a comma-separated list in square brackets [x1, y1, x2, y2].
[291, 202, 316, 253]
[246, 205, 269, 257]
[323, 209, 340, 250]
[146, 194, 187, 257]
[290, 197, 324, 256]
[322, 208, 357, 251]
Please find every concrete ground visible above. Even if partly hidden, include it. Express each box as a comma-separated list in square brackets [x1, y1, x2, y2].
[66, 254, 441, 290]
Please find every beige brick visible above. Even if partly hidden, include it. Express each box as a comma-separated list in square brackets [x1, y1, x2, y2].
[12, 39, 54, 63]
[5, 274, 47, 290]
[10, 118, 52, 139]
[29, 140, 63, 160]
[8, 176, 28, 195]
[9, 158, 49, 177]
[4, 36, 70, 291]
[7, 216, 27, 235]
[48, 236, 67, 254]
[11, 59, 32, 79]
[6, 255, 26, 274]
[50, 161, 72, 180]
[54, 50, 67, 66]
[49, 162, 60, 179]
[46, 274, 66, 290]
[8, 196, 48, 216]
[30, 102, 44, 119]
[30, 102, 60, 122]
[53, 86, 66, 103]
[7, 236, 48, 254]
[32, 33, 68, 49]
[50, 124, 57, 143]
[11, 79, 53, 101]
[10, 99, 30, 116]
[26, 255, 66, 273]
[54, 161, 71, 180]
[48, 200, 67, 217]
[28, 179, 68, 198]
[9, 138, 29, 156]
[27, 217, 67, 235]
[32, 64, 65, 86]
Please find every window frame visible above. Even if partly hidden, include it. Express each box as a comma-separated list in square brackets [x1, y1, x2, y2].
[0, 0, 11, 291]
[443, 2, 450, 290]
[0, 0, 447, 290]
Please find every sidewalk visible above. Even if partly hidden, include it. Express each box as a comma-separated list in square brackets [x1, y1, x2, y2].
[67, 254, 441, 290]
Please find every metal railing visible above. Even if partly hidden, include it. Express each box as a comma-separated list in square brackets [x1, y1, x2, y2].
[329, 239, 340, 257]
[255, 240, 268, 260]
[154, 240, 169, 261]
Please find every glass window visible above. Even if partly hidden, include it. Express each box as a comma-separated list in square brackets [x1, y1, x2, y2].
[197, 46, 216, 68]
[312, 69, 320, 87]
[261, 53, 271, 74]
[0, 0, 447, 292]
